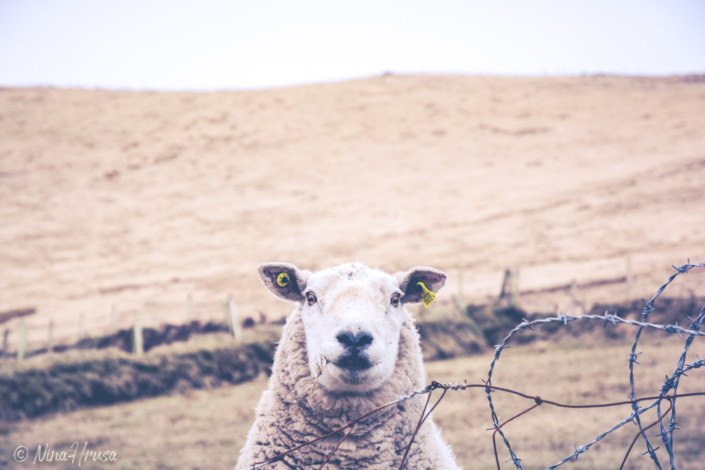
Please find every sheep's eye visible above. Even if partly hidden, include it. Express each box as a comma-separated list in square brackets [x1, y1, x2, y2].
[306, 292, 317, 306]
[391, 293, 401, 308]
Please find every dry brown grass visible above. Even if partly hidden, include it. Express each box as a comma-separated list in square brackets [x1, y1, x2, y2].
[430, 336, 705, 470]
[1, 333, 703, 470]
[2, 75, 705, 351]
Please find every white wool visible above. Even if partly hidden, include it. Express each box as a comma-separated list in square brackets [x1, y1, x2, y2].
[236, 262, 460, 469]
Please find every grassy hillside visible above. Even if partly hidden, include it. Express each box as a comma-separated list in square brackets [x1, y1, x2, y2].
[1, 75, 704, 352]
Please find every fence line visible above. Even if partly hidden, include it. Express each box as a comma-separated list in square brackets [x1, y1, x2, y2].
[250, 261, 705, 470]
[1, 298, 234, 354]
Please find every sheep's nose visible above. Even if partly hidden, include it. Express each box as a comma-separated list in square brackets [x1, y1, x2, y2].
[336, 331, 373, 349]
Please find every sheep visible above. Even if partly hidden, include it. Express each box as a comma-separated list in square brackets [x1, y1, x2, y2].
[236, 262, 460, 469]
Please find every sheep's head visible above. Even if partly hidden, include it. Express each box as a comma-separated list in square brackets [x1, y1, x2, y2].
[258, 262, 446, 393]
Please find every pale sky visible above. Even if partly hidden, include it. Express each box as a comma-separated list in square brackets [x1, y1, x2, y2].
[0, 0, 704, 90]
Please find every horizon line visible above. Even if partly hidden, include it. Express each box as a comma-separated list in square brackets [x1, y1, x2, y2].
[2, 71, 705, 94]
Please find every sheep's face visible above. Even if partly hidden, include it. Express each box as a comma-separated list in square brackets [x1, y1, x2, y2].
[301, 264, 403, 393]
[258, 262, 447, 394]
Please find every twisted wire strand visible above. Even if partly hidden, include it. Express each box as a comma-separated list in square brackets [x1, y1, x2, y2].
[490, 261, 704, 470]
[627, 262, 703, 468]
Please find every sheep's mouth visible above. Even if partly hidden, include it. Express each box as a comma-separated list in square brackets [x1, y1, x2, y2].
[333, 355, 373, 371]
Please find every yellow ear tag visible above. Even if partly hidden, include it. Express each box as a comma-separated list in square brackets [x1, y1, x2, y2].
[416, 281, 436, 307]
[277, 272, 290, 287]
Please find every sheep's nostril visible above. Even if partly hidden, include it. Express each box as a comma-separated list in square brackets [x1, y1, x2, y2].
[336, 332, 373, 349]
[356, 334, 373, 348]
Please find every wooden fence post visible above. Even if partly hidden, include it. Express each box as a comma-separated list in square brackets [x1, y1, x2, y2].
[500, 268, 520, 306]
[511, 268, 520, 307]
[457, 269, 464, 305]
[570, 279, 577, 313]
[78, 313, 84, 340]
[499, 269, 510, 304]
[17, 319, 26, 363]
[48, 317, 54, 355]
[223, 298, 232, 333]
[133, 316, 143, 356]
[1, 329, 8, 358]
[226, 296, 242, 343]
[110, 305, 117, 333]
[458, 269, 463, 304]
[626, 256, 633, 301]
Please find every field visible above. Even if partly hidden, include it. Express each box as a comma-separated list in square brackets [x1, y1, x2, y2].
[1, 334, 703, 470]
[1, 74, 704, 469]
[1, 75, 705, 350]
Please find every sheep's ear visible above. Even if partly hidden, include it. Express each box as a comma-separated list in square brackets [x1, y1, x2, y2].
[395, 266, 447, 306]
[258, 262, 311, 302]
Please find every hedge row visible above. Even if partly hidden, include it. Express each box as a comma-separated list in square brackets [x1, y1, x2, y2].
[0, 341, 275, 421]
[1, 297, 699, 421]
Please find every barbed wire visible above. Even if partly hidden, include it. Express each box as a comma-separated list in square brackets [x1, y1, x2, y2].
[250, 261, 705, 470]
[486, 261, 704, 470]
